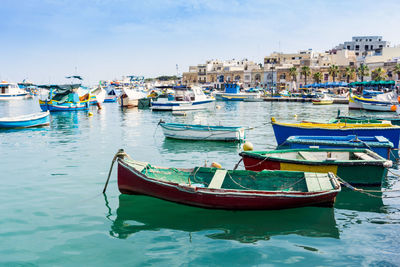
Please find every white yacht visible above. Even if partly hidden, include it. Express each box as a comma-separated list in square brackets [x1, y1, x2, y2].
[0, 81, 28, 100]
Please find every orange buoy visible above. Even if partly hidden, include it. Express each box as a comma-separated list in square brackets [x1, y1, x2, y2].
[391, 105, 397, 112]
[398, 96, 400, 103]
[211, 162, 222, 168]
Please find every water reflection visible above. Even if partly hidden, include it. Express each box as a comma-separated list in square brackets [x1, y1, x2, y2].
[106, 194, 339, 243]
[161, 137, 241, 154]
[335, 188, 386, 213]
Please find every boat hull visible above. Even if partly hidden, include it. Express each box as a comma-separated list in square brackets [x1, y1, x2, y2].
[214, 92, 260, 101]
[312, 100, 333, 105]
[362, 102, 395, 112]
[151, 100, 215, 111]
[272, 122, 400, 148]
[39, 100, 89, 111]
[117, 159, 339, 210]
[0, 93, 28, 100]
[0, 111, 50, 128]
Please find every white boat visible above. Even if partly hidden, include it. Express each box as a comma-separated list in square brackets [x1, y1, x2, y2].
[214, 84, 261, 101]
[0, 111, 50, 128]
[151, 86, 215, 111]
[118, 87, 148, 108]
[0, 81, 28, 100]
[159, 121, 246, 141]
[89, 86, 106, 105]
[349, 91, 398, 110]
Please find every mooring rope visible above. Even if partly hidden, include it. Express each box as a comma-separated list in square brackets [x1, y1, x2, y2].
[336, 176, 400, 198]
[103, 149, 130, 193]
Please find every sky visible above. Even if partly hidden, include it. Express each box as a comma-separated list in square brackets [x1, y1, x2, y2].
[1, 0, 400, 85]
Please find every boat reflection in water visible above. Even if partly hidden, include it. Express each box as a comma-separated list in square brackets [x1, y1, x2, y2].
[335, 187, 386, 213]
[106, 194, 339, 243]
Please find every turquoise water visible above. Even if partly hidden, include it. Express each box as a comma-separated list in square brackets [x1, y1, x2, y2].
[1, 98, 400, 266]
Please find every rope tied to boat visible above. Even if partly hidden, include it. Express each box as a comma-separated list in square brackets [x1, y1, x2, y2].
[103, 149, 130, 193]
[336, 176, 400, 198]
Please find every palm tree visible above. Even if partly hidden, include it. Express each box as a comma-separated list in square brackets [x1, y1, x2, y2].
[328, 65, 339, 82]
[313, 72, 322, 83]
[300, 66, 311, 86]
[289, 67, 297, 82]
[394, 63, 400, 80]
[357, 64, 369, 82]
[344, 66, 356, 83]
[371, 67, 387, 81]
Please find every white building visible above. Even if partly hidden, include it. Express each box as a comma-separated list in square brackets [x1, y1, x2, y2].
[334, 36, 390, 57]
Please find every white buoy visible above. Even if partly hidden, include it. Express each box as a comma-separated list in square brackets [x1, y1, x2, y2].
[243, 141, 253, 151]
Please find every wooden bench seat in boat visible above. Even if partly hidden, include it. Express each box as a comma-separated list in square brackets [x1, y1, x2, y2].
[126, 159, 148, 172]
[304, 173, 333, 192]
[354, 152, 375, 161]
[208, 169, 228, 189]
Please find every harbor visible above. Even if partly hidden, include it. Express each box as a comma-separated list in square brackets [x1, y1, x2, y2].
[1, 97, 400, 265]
[2, 0, 400, 265]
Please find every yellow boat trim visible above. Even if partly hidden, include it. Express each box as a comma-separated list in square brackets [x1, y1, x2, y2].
[281, 162, 338, 175]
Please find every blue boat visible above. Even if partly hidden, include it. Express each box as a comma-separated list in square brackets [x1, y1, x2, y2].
[0, 111, 50, 128]
[214, 83, 261, 101]
[283, 135, 393, 159]
[38, 84, 90, 112]
[271, 118, 400, 148]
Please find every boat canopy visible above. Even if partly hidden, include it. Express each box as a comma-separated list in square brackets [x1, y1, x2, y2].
[348, 80, 395, 87]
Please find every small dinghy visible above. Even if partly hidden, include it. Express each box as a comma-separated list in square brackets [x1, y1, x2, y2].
[158, 121, 246, 141]
[0, 111, 50, 128]
[114, 151, 341, 210]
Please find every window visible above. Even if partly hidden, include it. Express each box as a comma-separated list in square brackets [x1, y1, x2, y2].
[355, 45, 359, 50]
[355, 52, 359, 56]
[379, 45, 383, 48]
[371, 45, 373, 49]
[347, 45, 351, 49]
[365, 45, 369, 50]
[324, 74, 329, 81]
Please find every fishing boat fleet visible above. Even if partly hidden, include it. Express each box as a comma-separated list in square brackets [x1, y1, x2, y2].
[2, 76, 400, 212]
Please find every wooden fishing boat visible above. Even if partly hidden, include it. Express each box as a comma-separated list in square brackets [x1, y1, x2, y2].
[158, 121, 246, 141]
[239, 148, 392, 186]
[283, 135, 394, 159]
[349, 92, 398, 110]
[271, 117, 400, 148]
[38, 84, 90, 112]
[214, 83, 261, 101]
[0, 111, 50, 128]
[312, 95, 333, 105]
[116, 154, 341, 210]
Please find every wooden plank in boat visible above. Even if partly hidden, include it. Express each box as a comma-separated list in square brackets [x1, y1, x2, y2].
[208, 169, 227, 189]
[126, 159, 148, 172]
[354, 152, 375, 161]
[316, 173, 333, 191]
[375, 136, 387, 143]
[298, 151, 320, 161]
[304, 173, 322, 192]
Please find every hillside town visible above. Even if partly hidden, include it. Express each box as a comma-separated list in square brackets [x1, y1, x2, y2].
[182, 36, 400, 91]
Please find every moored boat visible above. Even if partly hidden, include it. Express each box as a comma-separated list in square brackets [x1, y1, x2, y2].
[151, 86, 215, 111]
[38, 84, 90, 112]
[336, 110, 400, 126]
[116, 152, 341, 210]
[0, 111, 50, 128]
[0, 81, 28, 100]
[239, 148, 392, 186]
[159, 121, 246, 141]
[118, 87, 147, 108]
[312, 95, 333, 105]
[271, 117, 400, 148]
[214, 83, 262, 101]
[283, 135, 394, 159]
